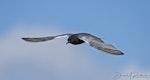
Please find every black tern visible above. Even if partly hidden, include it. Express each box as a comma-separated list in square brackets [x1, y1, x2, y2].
[22, 33, 124, 55]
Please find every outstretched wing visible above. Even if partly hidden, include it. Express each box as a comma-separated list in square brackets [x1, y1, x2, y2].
[78, 33, 124, 55]
[22, 33, 73, 42]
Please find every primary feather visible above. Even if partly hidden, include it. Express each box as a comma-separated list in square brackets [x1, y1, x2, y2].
[78, 33, 124, 55]
[22, 34, 72, 42]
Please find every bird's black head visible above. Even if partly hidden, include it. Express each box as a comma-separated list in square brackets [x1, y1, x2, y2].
[67, 35, 84, 45]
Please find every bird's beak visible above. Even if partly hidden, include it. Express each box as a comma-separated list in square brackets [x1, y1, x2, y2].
[66, 42, 69, 44]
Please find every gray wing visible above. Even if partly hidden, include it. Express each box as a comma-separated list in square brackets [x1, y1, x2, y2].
[22, 33, 73, 42]
[78, 33, 124, 55]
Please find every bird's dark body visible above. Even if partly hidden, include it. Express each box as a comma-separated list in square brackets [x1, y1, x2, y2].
[67, 34, 84, 45]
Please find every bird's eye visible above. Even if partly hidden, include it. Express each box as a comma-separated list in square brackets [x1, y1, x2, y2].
[68, 38, 71, 41]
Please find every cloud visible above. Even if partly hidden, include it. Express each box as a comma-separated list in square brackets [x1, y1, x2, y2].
[0, 25, 149, 80]
[0, 26, 115, 80]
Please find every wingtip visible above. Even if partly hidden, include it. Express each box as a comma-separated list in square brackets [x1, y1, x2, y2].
[22, 38, 26, 40]
[22, 38, 28, 41]
[22, 38, 25, 39]
[108, 49, 124, 55]
[115, 50, 124, 55]
[119, 52, 124, 55]
[21, 38, 33, 42]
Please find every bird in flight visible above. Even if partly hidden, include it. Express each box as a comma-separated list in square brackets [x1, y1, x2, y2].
[22, 33, 124, 55]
